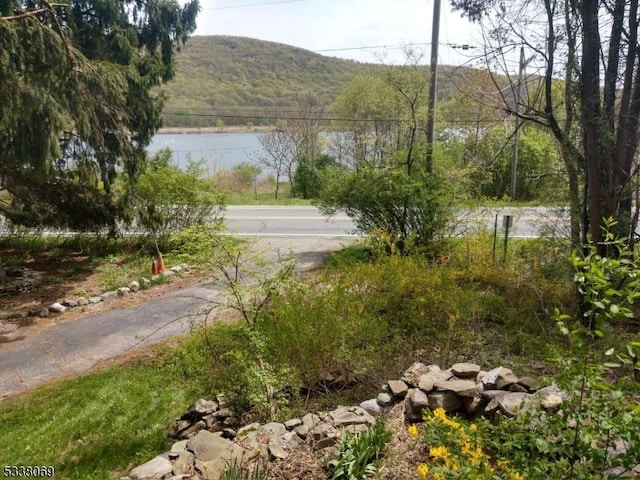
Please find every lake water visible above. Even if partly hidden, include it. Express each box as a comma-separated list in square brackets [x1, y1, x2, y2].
[147, 132, 266, 176]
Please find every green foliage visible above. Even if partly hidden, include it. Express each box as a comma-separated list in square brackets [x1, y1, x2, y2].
[319, 169, 451, 254]
[129, 148, 226, 241]
[292, 154, 337, 199]
[220, 457, 269, 480]
[439, 127, 566, 202]
[0, 0, 199, 231]
[478, 226, 640, 479]
[329, 420, 392, 480]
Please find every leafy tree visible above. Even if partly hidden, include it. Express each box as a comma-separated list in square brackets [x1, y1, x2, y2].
[129, 148, 225, 242]
[0, 0, 199, 232]
[450, 0, 640, 251]
[292, 154, 337, 199]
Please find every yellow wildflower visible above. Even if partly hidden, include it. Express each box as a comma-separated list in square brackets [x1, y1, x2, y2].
[433, 474, 445, 480]
[407, 424, 419, 437]
[510, 473, 526, 480]
[497, 459, 510, 470]
[429, 445, 450, 462]
[433, 407, 448, 422]
[470, 447, 484, 467]
[461, 440, 472, 456]
[416, 463, 429, 480]
[469, 423, 478, 432]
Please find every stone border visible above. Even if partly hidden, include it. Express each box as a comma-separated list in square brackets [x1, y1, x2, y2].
[125, 362, 578, 480]
[2, 264, 189, 321]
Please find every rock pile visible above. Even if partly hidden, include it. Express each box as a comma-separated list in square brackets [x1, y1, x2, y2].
[363, 362, 562, 422]
[126, 361, 567, 480]
[128, 402, 376, 480]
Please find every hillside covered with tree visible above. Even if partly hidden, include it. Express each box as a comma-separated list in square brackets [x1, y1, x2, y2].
[161, 35, 468, 128]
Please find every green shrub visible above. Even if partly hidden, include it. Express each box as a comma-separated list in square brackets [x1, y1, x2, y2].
[319, 168, 450, 255]
[329, 420, 392, 480]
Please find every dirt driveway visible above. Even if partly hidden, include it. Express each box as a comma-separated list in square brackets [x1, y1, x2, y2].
[0, 236, 356, 400]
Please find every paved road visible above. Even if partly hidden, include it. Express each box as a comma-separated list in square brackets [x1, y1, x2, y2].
[225, 205, 358, 237]
[225, 205, 571, 238]
[0, 237, 353, 399]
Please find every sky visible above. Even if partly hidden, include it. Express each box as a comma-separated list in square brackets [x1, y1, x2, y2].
[193, 0, 484, 66]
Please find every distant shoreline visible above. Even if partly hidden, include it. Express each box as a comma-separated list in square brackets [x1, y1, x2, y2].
[158, 125, 276, 134]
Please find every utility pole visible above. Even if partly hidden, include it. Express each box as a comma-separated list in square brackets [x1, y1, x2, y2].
[425, 0, 441, 174]
[510, 46, 525, 200]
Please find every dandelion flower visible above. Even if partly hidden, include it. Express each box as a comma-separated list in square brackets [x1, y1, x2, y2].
[407, 424, 419, 437]
[510, 472, 526, 480]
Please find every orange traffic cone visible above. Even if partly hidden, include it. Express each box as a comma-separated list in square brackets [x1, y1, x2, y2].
[156, 252, 165, 273]
[152, 258, 158, 275]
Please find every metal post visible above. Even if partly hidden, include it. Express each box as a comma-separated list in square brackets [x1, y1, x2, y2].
[425, 0, 441, 174]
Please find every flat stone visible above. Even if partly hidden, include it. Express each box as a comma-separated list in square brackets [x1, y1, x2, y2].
[451, 362, 481, 379]
[187, 399, 218, 416]
[418, 370, 452, 392]
[259, 422, 287, 437]
[162, 270, 176, 278]
[128, 280, 141, 292]
[282, 431, 305, 449]
[38, 308, 50, 318]
[309, 422, 339, 449]
[100, 291, 118, 302]
[377, 391, 394, 407]
[267, 442, 288, 460]
[329, 406, 375, 427]
[88, 296, 102, 304]
[360, 398, 383, 416]
[480, 366, 518, 390]
[171, 265, 184, 272]
[49, 303, 66, 313]
[517, 376, 540, 391]
[129, 455, 172, 480]
[76, 297, 89, 306]
[169, 440, 188, 457]
[140, 278, 151, 288]
[284, 418, 302, 430]
[387, 379, 409, 398]
[173, 450, 195, 475]
[118, 287, 131, 295]
[428, 391, 463, 412]
[213, 408, 233, 419]
[237, 422, 261, 437]
[435, 379, 478, 397]
[402, 362, 440, 387]
[496, 392, 532, 416]
[186, 430, 234, 461]
[195, 444, 255, 480]
[62, 298, 78, 307]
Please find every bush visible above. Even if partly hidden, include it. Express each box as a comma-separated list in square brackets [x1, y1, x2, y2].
[130, 149, 225, 240]
[319, 168, 450, 255]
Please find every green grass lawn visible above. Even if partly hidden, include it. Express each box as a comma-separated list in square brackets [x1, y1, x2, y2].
[0, 360, 201, 479]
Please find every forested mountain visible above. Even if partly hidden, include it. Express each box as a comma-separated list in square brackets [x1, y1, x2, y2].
[161, 35, 467, 128]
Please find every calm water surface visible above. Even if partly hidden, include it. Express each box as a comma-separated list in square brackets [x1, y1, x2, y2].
[147, 132, 266, 175]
